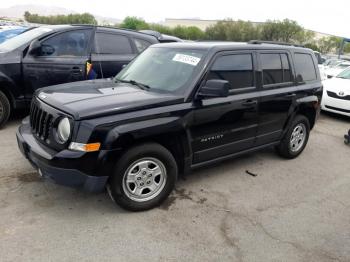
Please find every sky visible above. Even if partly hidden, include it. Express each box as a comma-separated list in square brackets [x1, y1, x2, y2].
[2, 0, 349, 37]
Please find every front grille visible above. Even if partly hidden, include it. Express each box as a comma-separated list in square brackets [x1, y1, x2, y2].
[29, 101, 54, 141]
[327, 91, 350, 100]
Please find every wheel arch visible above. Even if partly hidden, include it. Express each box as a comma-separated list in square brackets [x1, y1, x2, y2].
[99, 117, 193, 178]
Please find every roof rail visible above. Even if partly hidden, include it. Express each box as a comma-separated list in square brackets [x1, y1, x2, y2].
[248, 40, 304, 48]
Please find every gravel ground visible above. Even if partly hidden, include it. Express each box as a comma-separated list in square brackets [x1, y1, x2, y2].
[0, 111, 349, 262]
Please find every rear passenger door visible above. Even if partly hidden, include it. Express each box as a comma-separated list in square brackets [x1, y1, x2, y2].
[255, 51, 296, 146]
[91, 31, 136, 78]
[191, 51, 259, 164]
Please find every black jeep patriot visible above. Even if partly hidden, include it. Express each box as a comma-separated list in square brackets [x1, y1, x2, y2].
[0, 25, 158, 128]
[17, 41, 322, 211]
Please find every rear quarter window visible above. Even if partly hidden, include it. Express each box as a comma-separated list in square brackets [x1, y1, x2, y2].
[134, 38, 152, 53]
[294, 53, 317, 82]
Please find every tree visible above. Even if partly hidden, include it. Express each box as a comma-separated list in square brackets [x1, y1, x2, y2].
[205, 19, 260, 41]
[119, 16, 149, 30]
[23, 11, 97, 25]
[260, 19, 309, 43]
[317, 36, 342, 54]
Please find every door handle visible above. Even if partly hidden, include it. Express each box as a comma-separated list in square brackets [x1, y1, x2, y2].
[242, 100, 257, 106]
[71, 67, 82, 73]
[285, 93, 296, 98]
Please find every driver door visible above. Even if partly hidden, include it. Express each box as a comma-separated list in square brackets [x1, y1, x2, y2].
[22, 29, 92, 99]
[190, 52, 260, 164]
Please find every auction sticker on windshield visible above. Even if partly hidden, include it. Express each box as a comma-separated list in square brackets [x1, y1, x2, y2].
[173, 54, 201, 66]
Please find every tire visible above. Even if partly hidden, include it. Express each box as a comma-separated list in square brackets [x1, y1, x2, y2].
[0, 90, 11, 129]
[108, 142, 178, 211]
[276, 115, 310, 159]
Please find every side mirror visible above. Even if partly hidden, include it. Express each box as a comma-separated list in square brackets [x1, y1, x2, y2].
[197, 79, 230, 98]
[41, 44, 55, 56]
[28, 39, 42, 56]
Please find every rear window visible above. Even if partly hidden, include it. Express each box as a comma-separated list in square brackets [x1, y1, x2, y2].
[294, 53, 317, 82]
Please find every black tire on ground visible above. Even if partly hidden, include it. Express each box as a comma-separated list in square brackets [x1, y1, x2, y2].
[276, 115, 310, 159]
[0, 90, 11, 129]
[108, 142, 178, 211]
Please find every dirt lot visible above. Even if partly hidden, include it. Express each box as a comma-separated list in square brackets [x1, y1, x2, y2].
[0, 112, 349, 262]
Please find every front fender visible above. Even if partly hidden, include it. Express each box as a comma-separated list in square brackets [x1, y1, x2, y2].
[104, 116, 185, 149]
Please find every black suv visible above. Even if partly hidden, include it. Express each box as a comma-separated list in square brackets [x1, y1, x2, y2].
[17, 41, 322, 211]
[0, 25, 158, 127]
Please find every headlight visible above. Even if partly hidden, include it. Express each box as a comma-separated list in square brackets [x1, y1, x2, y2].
[57, 117, 71, 143]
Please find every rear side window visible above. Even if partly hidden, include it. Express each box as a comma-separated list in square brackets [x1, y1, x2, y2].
[94, 33, 133, 54]
[208, 54, 254, 89]
[261, 54, 283, 84]
[134, 38, 151, 53]
[294, 53, 317, 82]
[261, 53, 292, 85]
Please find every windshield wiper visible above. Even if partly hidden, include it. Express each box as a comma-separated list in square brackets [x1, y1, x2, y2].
[115, 79, 151, 90]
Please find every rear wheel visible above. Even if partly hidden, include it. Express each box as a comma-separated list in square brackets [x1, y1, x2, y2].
[276, 115, 310, 159]
[108, 143, 178, 211]
[0, 90, 10, 129]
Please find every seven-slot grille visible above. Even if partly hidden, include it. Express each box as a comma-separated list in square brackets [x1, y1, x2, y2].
[327, 91, 350, 100]
[29, 101, 53, 141]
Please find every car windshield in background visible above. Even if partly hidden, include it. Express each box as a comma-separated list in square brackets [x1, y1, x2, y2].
[115, 47, 206, 93]
[336, 63, 350, 69]
[0, 27, 52, 52]
[337, 68, 350, 79]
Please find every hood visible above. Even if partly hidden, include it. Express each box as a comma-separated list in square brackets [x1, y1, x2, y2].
[0, 50, 21, 64]
[323, 77, 350, 95]
[37, 78, 184, 120]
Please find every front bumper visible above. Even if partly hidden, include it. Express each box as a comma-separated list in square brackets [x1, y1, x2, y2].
[16, 119, 109, 192]
[321, 91, 350, 117]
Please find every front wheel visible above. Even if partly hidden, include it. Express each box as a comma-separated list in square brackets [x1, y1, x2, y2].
[276, 115, 310, 159]
[108, 143, 178, 211]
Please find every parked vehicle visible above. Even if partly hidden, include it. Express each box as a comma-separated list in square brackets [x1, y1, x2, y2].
[0, 26, 29, 44]
[17, 41, 322, 211]
[321, 68, 350, 116]
[0, 25, 158, 128]
[314, 51, 327, 80]
[324, 58, 345, 69]
[139, 30, 183, 42]
[325, 61, 350, 78]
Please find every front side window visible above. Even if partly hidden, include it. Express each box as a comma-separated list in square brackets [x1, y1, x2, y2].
[94, 33, 133, 54]
[116, 47, 206, 93]
[208, 54, 254, 89]
[294, 53, 317, 82]
[39, 29, 91, 57]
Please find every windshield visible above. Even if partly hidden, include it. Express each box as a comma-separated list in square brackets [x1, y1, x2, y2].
[337, 68, 350, 79]
[336, 63, 350, 69]
[115, 47, 206, 93]
[0, 28, 27, 44]
[0, 27, 52, 52]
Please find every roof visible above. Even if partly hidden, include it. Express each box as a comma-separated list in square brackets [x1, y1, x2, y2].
[151, 41, 311, 52]
[36, 24, 159, 42]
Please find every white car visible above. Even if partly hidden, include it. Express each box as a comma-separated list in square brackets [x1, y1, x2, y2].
[321, 68, 350, 116]
[325, 61, 350, 78]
